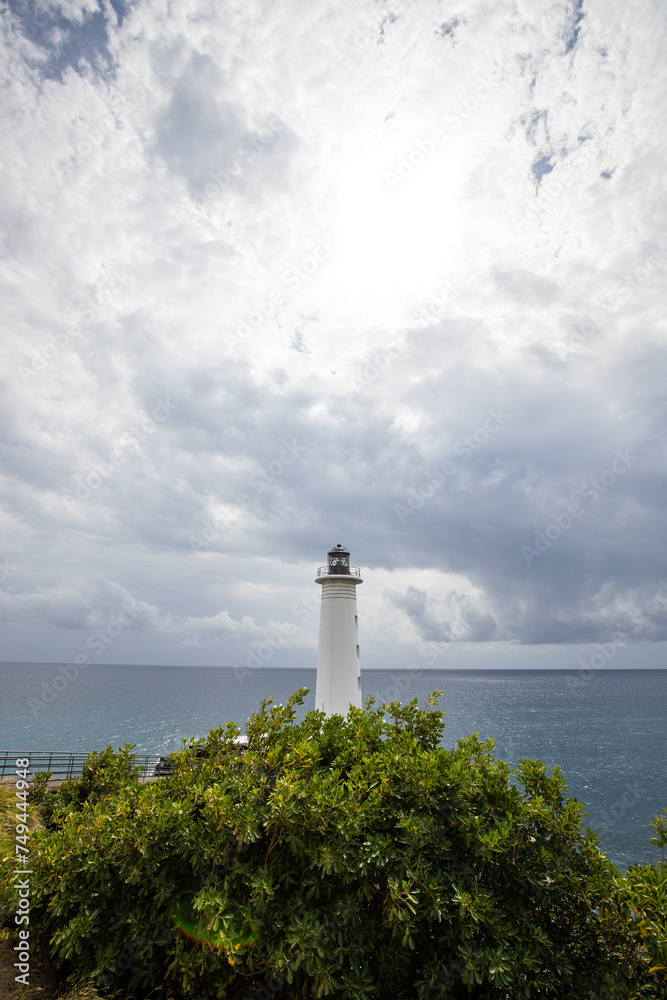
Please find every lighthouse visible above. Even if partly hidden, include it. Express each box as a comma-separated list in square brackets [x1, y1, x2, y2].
[315, 544, 363, 715]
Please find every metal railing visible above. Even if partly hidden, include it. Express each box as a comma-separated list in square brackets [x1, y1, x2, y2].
[316, 566, 361, 577]
[0, 751, 163, 780]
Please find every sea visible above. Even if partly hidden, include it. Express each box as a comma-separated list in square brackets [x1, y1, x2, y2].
[1, 663, 665, 872]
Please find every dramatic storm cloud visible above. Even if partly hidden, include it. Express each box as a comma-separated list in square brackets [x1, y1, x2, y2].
[1, 0, 666, 671]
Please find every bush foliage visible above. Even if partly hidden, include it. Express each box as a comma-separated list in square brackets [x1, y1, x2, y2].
[2, 689, 666, 999]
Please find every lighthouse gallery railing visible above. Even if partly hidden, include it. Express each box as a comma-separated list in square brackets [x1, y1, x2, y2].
[316, 566, 361, 577]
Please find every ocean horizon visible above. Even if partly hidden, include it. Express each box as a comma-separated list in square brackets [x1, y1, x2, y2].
[1, 662, 666, 871]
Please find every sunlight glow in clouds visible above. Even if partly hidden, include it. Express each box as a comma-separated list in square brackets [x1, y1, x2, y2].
[331, 151, 466, 325]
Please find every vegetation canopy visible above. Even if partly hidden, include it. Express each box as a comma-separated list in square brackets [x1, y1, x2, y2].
[1, 689, 666, 999]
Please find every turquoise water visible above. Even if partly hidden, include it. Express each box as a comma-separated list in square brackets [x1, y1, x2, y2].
[1, 663, 665, 870]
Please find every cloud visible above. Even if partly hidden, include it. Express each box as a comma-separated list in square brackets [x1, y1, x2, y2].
[385, 584, 499, 643]
[0, 573, 306, 649]
[1, 0, 666, 668]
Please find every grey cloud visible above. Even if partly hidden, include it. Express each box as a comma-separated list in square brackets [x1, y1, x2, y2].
[385, 585, 449, 642]
[153, 50, 297, 203]
[385, 585, 498, 643]
[155, 53, 246, 191]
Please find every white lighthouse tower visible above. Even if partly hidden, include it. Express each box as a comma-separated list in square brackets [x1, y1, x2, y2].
[315, 544, 363, 715]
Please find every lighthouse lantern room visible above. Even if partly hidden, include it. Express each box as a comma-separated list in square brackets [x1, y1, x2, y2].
[315, 544, 363, 716]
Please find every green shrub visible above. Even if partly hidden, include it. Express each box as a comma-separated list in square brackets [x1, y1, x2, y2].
[30, 745, 142, 831]
[2, 689, 665, 999]
[598, 808, 667, 999]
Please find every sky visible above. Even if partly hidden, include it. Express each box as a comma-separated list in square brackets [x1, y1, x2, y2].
[1, 0, 666, 673]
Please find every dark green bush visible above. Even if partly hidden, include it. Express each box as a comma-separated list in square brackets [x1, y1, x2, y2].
[3, 690, 666, 999]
